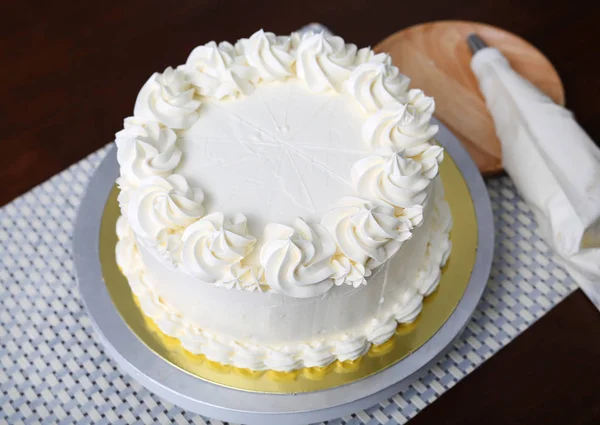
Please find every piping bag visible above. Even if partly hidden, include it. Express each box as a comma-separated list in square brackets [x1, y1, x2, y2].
[468, 34, 600, 311]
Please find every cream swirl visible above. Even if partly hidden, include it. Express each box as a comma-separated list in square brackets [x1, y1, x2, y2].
[238, 30, 295, 82]
[155, 228, 184, 265]
[116, 177, 132, 214]
[321, 197, 407, 266]
[288, 30, 310, 54]
[431, 197, 452, 265]
[418, 145, 445, 179]
[331, 254, 372, 287]
[181, 213, 256, 283]
[403, 205, 425, 228]
[416, 233, 449, 297]
[134, 67, 201, 129]
[128, 174, 204, 241]
[394, 295, 424, 323]
[363, 104, 438, 155]
[115, 117, 182, 187]
[434, 193, 453, 232]
[332, 335, 370, 361]
[263, 347, 304, 371]
[405, 89, 443, 178]
[230, 344, 268, 370]
[346, 56, 410, 112]
[417, 195, 452, 296]
[216, 264, 264, 292]
[408, 88, 436, 117]
[300, 341, 336, 368]
[366, 316, 398, 345]
[354, 47, 392, 65]
[260, 218, 336, 298]
[351, 153, 430, 208]
[416, 260, 442, 297]
[296, 33, 357, 92]
[115, 215, 138, 275]
[185, 41, 258, 99]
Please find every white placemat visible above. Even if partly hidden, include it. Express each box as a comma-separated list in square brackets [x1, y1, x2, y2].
[0, 145, 577, 424]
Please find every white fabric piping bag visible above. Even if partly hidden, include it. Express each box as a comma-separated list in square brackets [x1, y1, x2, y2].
[468, 34, 600, 311]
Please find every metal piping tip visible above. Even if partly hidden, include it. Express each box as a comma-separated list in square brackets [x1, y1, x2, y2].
[467, 33, 488, 54]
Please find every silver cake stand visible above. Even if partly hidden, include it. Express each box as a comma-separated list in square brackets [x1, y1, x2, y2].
[74, 119, 494, 424]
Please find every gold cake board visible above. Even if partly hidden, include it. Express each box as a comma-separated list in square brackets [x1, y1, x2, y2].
[98, 152, 477, 394]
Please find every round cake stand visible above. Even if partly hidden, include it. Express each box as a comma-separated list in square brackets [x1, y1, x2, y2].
[74, 119, 494, 425]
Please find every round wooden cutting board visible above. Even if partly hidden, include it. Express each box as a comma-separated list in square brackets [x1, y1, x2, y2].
[375, 21, 565, 175]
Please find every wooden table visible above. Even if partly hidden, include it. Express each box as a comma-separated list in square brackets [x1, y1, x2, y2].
[3, 1, 599, 423]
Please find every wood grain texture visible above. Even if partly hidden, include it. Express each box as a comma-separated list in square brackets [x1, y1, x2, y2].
[376, 21, 565, 175]
[2, 1, 600, 424]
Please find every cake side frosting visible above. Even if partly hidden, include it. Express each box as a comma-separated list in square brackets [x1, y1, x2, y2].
[116, 180, 452, 371]
[114, 30, 444, 299]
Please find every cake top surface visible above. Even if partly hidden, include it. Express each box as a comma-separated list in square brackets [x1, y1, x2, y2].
[115, 30, 444, 298]
[180, 81, 367, 236]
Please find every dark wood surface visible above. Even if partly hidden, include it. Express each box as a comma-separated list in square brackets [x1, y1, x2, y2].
[3, 1, 599, 423]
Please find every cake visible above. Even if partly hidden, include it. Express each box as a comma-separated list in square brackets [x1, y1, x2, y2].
[114, 30, 452, 372]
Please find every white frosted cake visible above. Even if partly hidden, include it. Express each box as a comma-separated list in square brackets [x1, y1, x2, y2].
[114, 30, 452, 371]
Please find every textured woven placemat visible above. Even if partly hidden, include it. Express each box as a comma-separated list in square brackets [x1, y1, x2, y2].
[0, 146, 577, 424]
